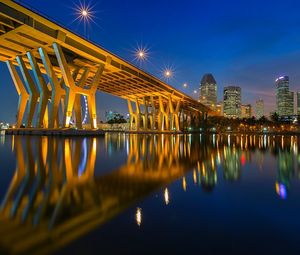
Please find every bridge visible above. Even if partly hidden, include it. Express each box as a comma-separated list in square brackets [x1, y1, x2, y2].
[0, 0, 212, 131]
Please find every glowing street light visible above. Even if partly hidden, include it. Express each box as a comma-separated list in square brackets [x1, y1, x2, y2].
[163, 69, 173, 79]
[138, 51, 144, 58]
[133, 44, 149, 64]
[73, 1, 98, 38]
[165, 70, 171, 77]
[135, 48, 148, 61]
[183, 83, 188, 88]
[193, 90, 198, 94]
[81, 9, 88, 17]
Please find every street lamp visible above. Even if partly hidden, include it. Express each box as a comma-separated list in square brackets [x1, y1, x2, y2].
[81, 9, 88, 17]
[163, 68, 173, 79]
[134, 45, 149, 62]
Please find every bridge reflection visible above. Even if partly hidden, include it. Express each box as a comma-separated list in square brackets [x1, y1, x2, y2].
[0, 134, 299, 254]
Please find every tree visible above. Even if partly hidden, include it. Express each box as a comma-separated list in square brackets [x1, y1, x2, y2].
[257, 116, 268, 125]
[270, 112, 279, 122]
[107, 113, 127, 124]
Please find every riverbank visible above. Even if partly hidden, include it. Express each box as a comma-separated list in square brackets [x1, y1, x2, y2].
[4, 128, 300, 136]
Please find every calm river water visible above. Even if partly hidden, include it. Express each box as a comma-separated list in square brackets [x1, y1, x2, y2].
[0, 134, 299, 254]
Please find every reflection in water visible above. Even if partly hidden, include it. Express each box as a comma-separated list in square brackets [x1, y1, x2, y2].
[135, 207, 142, 227]
[0, 134, 299, 254]
[164, 188, 170, 205]
[182, 177, 187, 192]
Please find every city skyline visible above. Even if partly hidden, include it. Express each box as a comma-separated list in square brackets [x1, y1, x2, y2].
[1, 0, 300, 123]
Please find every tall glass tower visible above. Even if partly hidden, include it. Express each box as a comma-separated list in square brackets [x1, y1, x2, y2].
[256, 99, 264, 119]
[275, 76, 294, 116]
[199, 74, 217, 110]
[223, 86, 241, 118]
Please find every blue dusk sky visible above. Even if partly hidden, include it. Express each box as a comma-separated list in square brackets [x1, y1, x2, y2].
[1, 0, 300, 122]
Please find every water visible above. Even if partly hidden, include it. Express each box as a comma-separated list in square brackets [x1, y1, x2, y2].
[0, 134, 299, 254]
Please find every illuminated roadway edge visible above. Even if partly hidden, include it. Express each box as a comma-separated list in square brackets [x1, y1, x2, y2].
[0, 0, 212, 114]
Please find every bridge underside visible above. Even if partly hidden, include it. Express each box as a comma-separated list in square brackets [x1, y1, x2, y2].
[0, 0, 211, 131]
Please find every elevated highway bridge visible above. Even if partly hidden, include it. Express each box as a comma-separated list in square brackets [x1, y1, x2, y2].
[0, 0, 213, 131]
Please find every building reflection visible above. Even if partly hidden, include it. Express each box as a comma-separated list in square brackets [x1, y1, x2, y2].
[223, 147, 242, 181]
[0, 133, 299, 254]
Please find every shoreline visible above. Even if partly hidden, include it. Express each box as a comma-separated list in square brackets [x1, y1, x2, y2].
[2, 128, 300, 136]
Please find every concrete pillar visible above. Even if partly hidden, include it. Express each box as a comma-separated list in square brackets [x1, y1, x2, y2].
[149, 96, 156, 130]
[158, 96, 170, 131]
[39, 47, 66, 128]
[6, 61, 29, 128]
[52, 43, 80, 127]
[89, 65, 105, 129]
[142, 97, 149, 130]
[16, 56, 40, 128]
[168, 96, 181, 131]
[53, 43, 103, 129]
[135, 99, 141, 131]
[127, 98, 144, 131]
[27, 52, 51, 128]
[127, 100, 137, 131]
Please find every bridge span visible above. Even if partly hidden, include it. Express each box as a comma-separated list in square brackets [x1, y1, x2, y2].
[0, 0, 213, 131]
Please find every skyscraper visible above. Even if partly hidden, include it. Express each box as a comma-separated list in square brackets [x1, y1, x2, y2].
[297, 92, 300, 115]
[223, 86, 241, 118]
[256, 99, 264, 119]
[275, 76, 294, 116]
[199, 74, 217, 110]
[241, 104, 252, 118]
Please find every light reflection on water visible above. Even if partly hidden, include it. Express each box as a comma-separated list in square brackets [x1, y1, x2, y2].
[0, 134, 299, 254]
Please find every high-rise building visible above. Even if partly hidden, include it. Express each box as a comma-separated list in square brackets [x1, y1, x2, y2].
[297, 92, 300, 115]
[241, 104, 252, 118]
[256, 99, 264, 119]
[223, 86, 241, 118]
[199, 74, 217, 110]
[275, 76, 294, 116]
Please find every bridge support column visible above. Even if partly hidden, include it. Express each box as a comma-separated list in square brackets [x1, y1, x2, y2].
[6, 61, 29, 128]
[72, 68, 83, 129]
[39, 47, 66, 128]
[16, 56, 40, 128]
[52, 43, 104, 129]
[127, 100, 140, 131]
[181, 111, 186, 131]
[158, 96, 170, 131]
[149, 96, 156, 130]
[168, 96, 181, 131]
[91, 65, 105, 129]
[27, 52, 52, 128]
[142, 97, 149, 130]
